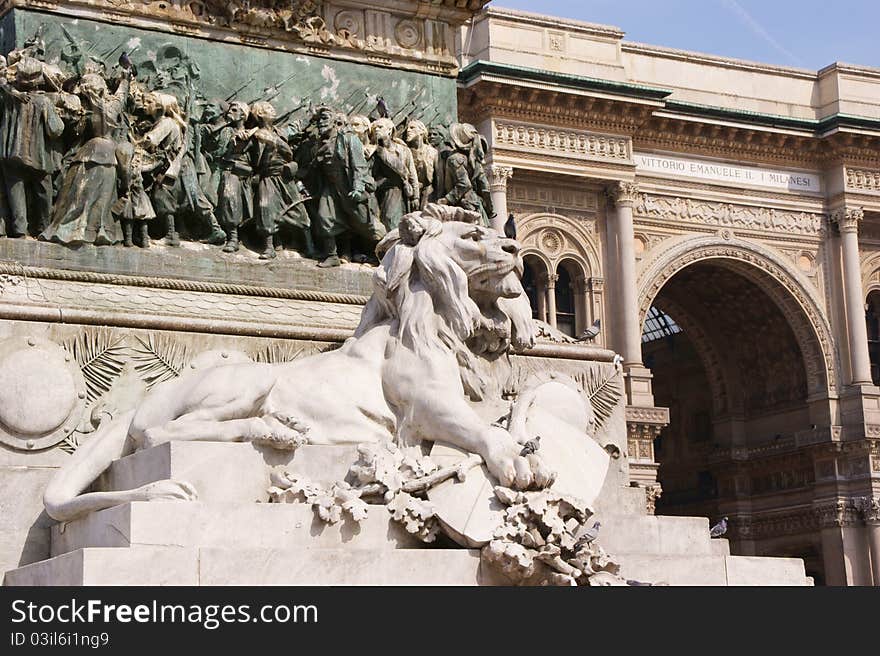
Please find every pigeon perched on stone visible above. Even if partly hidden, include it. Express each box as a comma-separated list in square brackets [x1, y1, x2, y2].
[709, 516, 728, 538]
[504, 213, 517, 239]
[575, 522, 601, 546]
[575, 319, 601, 343]
[519, 436, 540, 456]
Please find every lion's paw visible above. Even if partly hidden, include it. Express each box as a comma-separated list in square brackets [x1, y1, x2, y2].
[485, 439, 556, 491]
[251, 414, 310, 451]
[134, 479, 198, 503]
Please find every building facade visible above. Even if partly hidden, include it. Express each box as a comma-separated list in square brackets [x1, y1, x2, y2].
[458, 6, 880, 585]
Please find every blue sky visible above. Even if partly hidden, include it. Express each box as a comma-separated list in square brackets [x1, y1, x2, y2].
[494, 1, 879, 70]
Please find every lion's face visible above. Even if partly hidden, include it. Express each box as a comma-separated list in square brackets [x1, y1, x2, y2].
[434, 222, 525, 301]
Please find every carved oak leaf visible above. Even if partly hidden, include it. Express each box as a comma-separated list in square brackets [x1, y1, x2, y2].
[387, 491, 439, 542]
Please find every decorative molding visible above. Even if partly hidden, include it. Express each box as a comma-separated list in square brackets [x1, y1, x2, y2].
[625, 406, 670, 425]
[508, 182, 599, 213]
[0, 262, 368, 306]
[634, 193, 824, 236]
[493, 121, 631, 164]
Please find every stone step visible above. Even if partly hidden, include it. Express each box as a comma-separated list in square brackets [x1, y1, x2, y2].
[98, 442, 359, 504]
[4, 547, 199, 586]
[590, 514, 716, 556]
[618, 553, 809, 586]
[5, 546, 502, 586]
[51, 501, 421, 556]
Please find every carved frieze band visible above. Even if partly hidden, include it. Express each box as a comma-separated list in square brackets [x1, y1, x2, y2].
[846, 168, 880, 193]
[493, 121, 631, 164]
[634, 193, 825, 236]
[10, 0, 468, 74]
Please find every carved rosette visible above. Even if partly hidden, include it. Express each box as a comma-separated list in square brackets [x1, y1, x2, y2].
[830, 207, 864, 234]
[606, 181, 640, 208]
[0, 336, 87, 451]
[488, 164, 514, 192]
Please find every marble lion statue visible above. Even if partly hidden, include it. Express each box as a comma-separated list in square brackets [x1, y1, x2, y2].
[44, 204, 557, 522]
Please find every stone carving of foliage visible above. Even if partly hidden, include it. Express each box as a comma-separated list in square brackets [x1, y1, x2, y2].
[268, 472, 369, 525]
[131, 334, 190, 390]
[483, 486, 628, 586]
[251, 343, 304, 364]
[386, 491, 440, 543]
[574, 366, 623, 430]
[63, 328, 126, 404]
[268, 441, 470, 543]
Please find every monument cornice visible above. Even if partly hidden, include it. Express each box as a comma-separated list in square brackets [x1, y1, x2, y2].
[2, 0, 486, 77]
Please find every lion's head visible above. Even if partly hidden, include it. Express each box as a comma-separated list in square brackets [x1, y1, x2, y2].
[355, 204, 537, 401]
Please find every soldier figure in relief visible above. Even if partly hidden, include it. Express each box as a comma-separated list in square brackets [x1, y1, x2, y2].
[370, 117, 419, 231]
[0, 56, 65, 237]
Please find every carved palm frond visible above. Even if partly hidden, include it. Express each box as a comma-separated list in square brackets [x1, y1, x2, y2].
[58, 433, 80, 455]
[251, 343, 305, 364]
[131, 334, 189, 390]
[63, 329, 126, 404]
[576, 366, 623, 430]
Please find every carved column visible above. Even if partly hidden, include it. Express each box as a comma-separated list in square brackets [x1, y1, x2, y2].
[856, 497, 880, 586]
[606, 182, 643, 367]
[575, 275, 590, 335]
[832, 207, 872, 385]
[546, 273, 559, 330]
[488, 165, 514, 234]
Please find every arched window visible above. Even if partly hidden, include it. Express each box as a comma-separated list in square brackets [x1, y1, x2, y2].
[867, 291, 880, 385]
[555, 265, 576, 337]
[522, 255, 547, 322]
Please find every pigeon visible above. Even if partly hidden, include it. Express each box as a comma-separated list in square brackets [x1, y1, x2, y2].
[504, 213, 517, 239]
[375, 96, 389, 118]
[575, 522, 601, 547]
[519, 436, 540, 456]
[709, 516, 728, 538]
[575, 319, 601, 343]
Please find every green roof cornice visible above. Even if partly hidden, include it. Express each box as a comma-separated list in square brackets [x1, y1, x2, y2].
[458, 60, 673, 102]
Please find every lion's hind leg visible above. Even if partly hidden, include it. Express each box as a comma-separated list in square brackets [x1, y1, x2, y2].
[142, 410, 308, 451]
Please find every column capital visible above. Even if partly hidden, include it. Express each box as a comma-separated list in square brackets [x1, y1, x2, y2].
[830, 206, 864, 234]
[545, 273, 560, 287]
[488, 164, 514, 191]
[605, 181, 640, 208]
[813, 498, 864, 528]
[856, 496, 880, 523]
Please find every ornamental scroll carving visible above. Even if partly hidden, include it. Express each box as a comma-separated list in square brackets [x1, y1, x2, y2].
[493, 121, 631, 163]
[634, 194, 824, 236]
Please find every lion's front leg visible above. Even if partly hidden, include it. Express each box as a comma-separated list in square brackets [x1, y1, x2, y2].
[404, 393, 555, 490]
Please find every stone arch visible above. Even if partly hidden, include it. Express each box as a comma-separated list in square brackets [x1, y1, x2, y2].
[638, 235, 837, 395]
[861, 251, 880, 297]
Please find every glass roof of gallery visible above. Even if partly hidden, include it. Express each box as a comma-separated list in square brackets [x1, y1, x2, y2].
[642, 306, 682, 343]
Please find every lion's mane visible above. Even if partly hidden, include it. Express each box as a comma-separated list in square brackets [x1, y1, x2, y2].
[354, 207, 535, 401]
